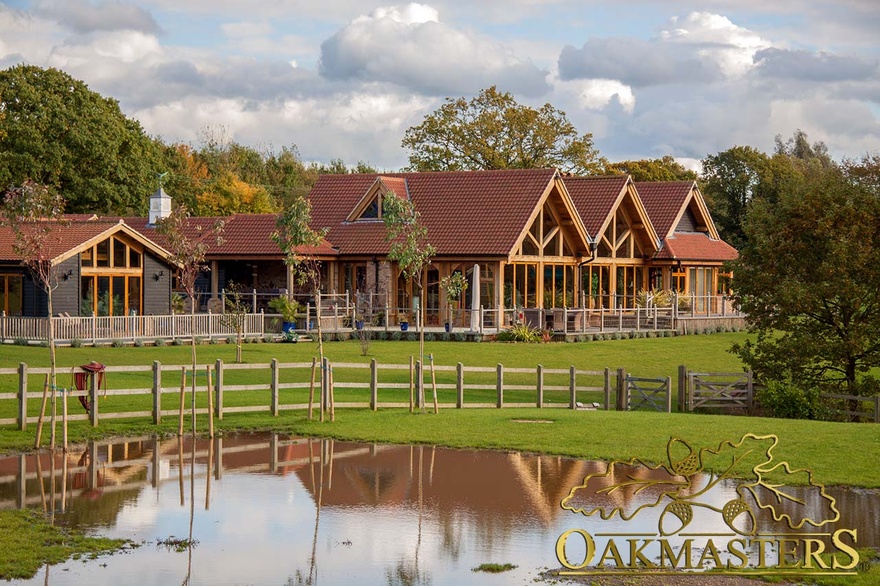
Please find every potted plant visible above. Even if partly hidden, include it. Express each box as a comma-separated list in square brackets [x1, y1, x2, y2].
[268, 295, 302, 336]
[440, 271, 468, 332]
[399, 313, 409, 331]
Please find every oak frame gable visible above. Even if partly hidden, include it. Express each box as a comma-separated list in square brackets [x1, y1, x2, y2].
[345, 176, 410, 223]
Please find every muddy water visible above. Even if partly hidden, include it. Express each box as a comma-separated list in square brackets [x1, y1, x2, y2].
[0, 433, 876, 585]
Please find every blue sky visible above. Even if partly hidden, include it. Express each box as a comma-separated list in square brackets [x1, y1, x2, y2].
[1, 0, 877, 171]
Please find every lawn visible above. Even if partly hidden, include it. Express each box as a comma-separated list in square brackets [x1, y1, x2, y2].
[1, 332, 879, 488]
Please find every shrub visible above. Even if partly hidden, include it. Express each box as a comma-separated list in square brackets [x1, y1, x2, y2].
[440, 332, 451, 342]
[496, 322, 541, 342]
[172, 337, 185, 346]
[13, 337, 28, 346]
[406, 332, 418, 342]
[194, 336, 205, 346]
[758, 380, 822, 420]
[471, 334, 482, 343]
[227, 335, 237, 345]
[134, 338, 145, 348]
[263, 334, 274, 343]
[455, 332, 467, 342]
[209, 337, 219, 345]
[154, 338, 166, 347]
[70, 337, 83, 348]
[391, 331, 403, 341]
[424, 333, 436, 342]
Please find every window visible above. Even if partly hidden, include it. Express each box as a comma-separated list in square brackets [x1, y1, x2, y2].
[78, 235, 145, 316]
[0, 274, 23, 315]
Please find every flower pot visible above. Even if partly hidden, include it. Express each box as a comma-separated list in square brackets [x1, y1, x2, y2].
[444, 323, 452, 333]
[281, 322, 296, 335]
[400, 323, 409, 331]
[355, 320, 364, 330]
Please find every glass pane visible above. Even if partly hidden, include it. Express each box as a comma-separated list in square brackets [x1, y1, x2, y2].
[80, 277, 95, 316]
[8, 275, 22, 315]
[525, 265, 537, 307]
[565, 266, 575, 307]
[545, 232, 560, 256]
[81, 247, 93, 268]
[0, 277, 5, 315]
[97, 276, 111, 316]
[112, 276, 125, 315]
[128, 277, 141, 315]
[522, 235, 539, 256]
[129, 248, 141, 268]
[96, 239, 110, 267]
[479, 263, 494, 309]
[113, 238, 126, 268]
[361, 199, 379, 219]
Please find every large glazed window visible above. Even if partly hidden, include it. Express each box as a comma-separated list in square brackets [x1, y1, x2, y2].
[0, 274, 23, 315]
[79, 235, 144, 316]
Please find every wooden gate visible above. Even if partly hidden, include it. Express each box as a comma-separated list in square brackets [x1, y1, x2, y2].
[687, 371, 753, 413]
[626, 376, 672, 412]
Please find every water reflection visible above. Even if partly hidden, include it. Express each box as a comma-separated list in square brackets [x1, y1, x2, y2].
[0, 434, 875, 585]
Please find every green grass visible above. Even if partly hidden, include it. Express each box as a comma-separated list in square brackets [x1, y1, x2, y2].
[2, 333, 879, 489]
[0, 509, 133, 580]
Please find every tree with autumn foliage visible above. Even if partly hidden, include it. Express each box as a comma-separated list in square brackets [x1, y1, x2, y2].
[403, 86, 606, 174]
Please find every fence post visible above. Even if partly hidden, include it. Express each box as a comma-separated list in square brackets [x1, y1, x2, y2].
[687, 373, 694, 413]
[666, 376, 672, 413]
[89, 369, 99, 427]
[569, 365, 577, 410]
[456, 362, 464, 408]
[875, 396, 880, 424]
[18, 363, 27, 431]
[747, 370, 754, 412]
[370, 359, 378, 411]
[271, 358, 279, 416]
[415, 360, 423, 410]
[678, 365, 687, 413]
[616, 368, 627, 411]
[603, 367, 611, 410]
[215, 359, 224, 420]
[537, 365, 544, 408]
[152, 360, 162, 424]
[496, 363, 503, 408]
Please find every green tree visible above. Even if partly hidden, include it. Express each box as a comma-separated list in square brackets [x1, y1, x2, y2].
[731, 160, 880, 396]
[774, 129, 833, 167]
[607, 156, 697, 182]
[0, 65, 165, 214]
[382, 195, 436, 412]
[700, 146, 773, 250]
[402, 86, 606, 174]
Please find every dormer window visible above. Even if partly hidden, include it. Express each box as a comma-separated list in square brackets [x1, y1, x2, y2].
[361, 197, 380, 219]
[347, 177, 408, 222]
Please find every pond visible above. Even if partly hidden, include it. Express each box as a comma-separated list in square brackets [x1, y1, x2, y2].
[1, 433, 876, 584]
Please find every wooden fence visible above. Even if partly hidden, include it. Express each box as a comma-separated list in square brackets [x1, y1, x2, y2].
[0, 360, 615, 430]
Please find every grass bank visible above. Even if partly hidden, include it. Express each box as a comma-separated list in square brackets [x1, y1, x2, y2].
[0, 509, 132, 580]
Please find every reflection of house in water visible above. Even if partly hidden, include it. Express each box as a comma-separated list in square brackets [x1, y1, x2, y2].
[294, 442, 595, 529]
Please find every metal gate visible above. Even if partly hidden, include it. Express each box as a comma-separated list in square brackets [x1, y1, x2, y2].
[626, 376, 672, 412]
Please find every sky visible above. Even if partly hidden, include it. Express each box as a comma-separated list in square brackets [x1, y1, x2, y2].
[0, 0, 878, 172]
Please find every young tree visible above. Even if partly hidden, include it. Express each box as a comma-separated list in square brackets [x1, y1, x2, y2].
[220, 281, 249, 364]
[272, 198, 330, 419]
[402, 86, 606, 174]
[731, 160, 880, 396]
[157, 204, 224, 432]
[0, 181, 67, 448]
[382, 195, 436, 411]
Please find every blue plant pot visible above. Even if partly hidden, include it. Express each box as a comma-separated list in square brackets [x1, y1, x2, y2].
[355, 320, 364, 330]
[400, 323, 409, 331]
[281, 322, 296, 335]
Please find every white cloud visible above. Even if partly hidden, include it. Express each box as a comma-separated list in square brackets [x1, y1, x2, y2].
[319, 2, 550, 96]
[34, 0, 161, 35]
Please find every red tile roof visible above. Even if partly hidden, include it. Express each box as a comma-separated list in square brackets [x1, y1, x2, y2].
[655, 233, 738, 262]
[562, 175, 629, 235]
[634, 181, 694, 239]
[308, 168, 561, 256]
[125, 214, 337, 258]
[0, 219, 129, 263]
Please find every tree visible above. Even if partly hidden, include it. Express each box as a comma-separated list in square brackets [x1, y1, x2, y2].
[382, 195, 436, 412]
[157, 205, 224, 434]
[0, 65, 165, 214]
[700, 146, 773, 250]
[272, 198, 330, 420]
[195, 170, 276, 216]
[402, 86, 606, 174]
[731, 160, 880, 397]
[607, 156, 697, 182]
[0, 182, 67, 449]
[220, 281, 249, 364]
[774, 129, 833, 167]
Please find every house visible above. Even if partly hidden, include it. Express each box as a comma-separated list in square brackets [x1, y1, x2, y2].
[0, 218, 178, 317]
[2, 169, 737, 329]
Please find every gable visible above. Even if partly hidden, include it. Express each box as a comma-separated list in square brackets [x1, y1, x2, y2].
[511, 178, 591, 259]
[346, 176, 409, 222]
[636, 181, 719, 240]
